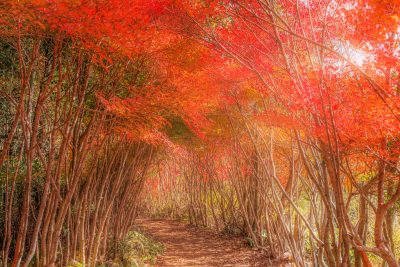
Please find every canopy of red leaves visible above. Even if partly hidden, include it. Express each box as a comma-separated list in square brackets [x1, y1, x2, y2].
[2, 0, 399, 159]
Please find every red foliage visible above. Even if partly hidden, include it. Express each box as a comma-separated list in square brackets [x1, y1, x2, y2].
[173, 0, 400, 161]
[3, 0, 399, 158]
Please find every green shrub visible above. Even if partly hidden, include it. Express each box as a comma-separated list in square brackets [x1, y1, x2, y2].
[116, 231, 164, 267]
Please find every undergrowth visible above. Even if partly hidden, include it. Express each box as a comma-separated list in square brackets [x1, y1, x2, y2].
[67, 230, 163, 267]
[116, 230, 164, 267]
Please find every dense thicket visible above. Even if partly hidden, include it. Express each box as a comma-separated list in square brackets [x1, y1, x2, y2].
[1, 0, 400, 267]
[0, 33, 156, 266]
[144, 1, 400, 266]
[0, 1, 174, 266]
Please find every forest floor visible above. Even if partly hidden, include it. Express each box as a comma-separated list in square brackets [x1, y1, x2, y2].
[135, 218, 284, 267]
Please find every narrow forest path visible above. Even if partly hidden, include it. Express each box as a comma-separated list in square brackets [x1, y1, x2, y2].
[136, 218, 280, 267]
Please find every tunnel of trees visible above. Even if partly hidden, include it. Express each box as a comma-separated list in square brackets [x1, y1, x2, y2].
[0, 0, 399, 266]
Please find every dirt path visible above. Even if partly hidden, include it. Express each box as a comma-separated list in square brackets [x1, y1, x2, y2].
[136, 218, 280, 267]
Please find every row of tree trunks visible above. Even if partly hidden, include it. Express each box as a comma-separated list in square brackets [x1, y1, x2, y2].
[142, 106, 400, 266]
[0, 33, 154, 266]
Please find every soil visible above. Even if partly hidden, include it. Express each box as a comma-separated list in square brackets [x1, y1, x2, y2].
[136, 218, 285, 267]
